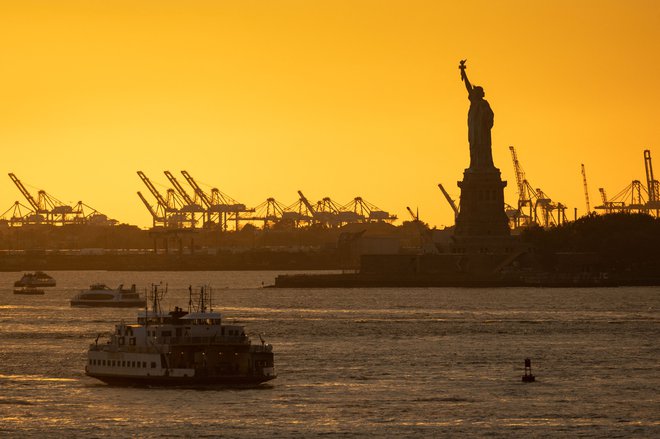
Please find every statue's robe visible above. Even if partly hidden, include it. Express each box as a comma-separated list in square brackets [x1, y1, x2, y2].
[467, 91, 494, 168]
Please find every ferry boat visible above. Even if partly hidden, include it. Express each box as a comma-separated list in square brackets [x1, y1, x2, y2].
[14, 271, 56, 288]
[71, 283, 146, 308]
[85, 284, 276, 386]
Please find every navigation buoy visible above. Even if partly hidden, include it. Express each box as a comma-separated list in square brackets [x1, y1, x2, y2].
[522, 358, 535, 382]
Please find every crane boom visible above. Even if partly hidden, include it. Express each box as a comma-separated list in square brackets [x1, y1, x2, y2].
[181, 171, 213, 207]
[508, 146, 525, 197]
[164, 171, 195, 205]
[297, 190, 318, 218]
[599, 188, 608, 204]
[138, 191, 158, 219]
[8, 173, 41, 212]
[406, 206, 418, 221]
[644, 149, 657, 202]
[137, 191, 163, 226]
[437, 183, 459, 219]
[137, 171, 169, 207]
[581, 163, 591, 214]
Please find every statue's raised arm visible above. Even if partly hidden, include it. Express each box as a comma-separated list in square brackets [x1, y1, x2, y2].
[459, 59, 473, 94]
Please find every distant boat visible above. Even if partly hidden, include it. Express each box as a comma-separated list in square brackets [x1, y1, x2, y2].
[70, 283, 146, 308]
[14, 272, 56, 288]
[13, 287, 45, 295]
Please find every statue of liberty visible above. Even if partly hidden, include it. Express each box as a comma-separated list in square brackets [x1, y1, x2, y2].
[459, 60, 494, 168]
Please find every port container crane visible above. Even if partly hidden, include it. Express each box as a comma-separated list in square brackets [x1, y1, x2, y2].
[246, 197, 288, 228]
[71, 201, 117, 226]
[0, 201, 34, 226]
[8, 173, 77, 225]
[509, 146, 566, 227]
[340, 197, 397, 222]
[596, 180, 647, 214]
[508, 146, 536, 227]
[208, 188, 252, 230]
[595, 150, 658, 217]
[179, 171, 252, 230]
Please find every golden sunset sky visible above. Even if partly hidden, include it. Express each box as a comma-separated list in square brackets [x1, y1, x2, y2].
[0, 0, 658, 228]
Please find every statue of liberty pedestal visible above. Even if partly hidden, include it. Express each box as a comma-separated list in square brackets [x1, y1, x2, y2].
[453, 60, 510, 243]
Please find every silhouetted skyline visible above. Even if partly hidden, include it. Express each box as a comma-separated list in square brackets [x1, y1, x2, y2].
[0, 1, 657, 228]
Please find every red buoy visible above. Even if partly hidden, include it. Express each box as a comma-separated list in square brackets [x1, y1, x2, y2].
[522, 358, 535, 382]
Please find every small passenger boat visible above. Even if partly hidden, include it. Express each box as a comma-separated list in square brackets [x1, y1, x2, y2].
[13, 287, 45, 295]
[85, 284, 276, 386]
[14, 271, 56, 288]
[71, 283, 146, 308]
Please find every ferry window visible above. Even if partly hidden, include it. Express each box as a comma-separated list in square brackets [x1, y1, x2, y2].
[162, 331, 172, 337]
[129, 338, 135, 346]
[150, 362, 156, 368]
[122, 361, 126, 367]
[142, 362, 146, 368]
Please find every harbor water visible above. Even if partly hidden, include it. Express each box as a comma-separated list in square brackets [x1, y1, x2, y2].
[1, 271, 658, 437]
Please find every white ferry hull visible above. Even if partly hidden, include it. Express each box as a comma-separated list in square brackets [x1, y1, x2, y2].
[71, 299, 146, 308]
[85, 371, 276, 386]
